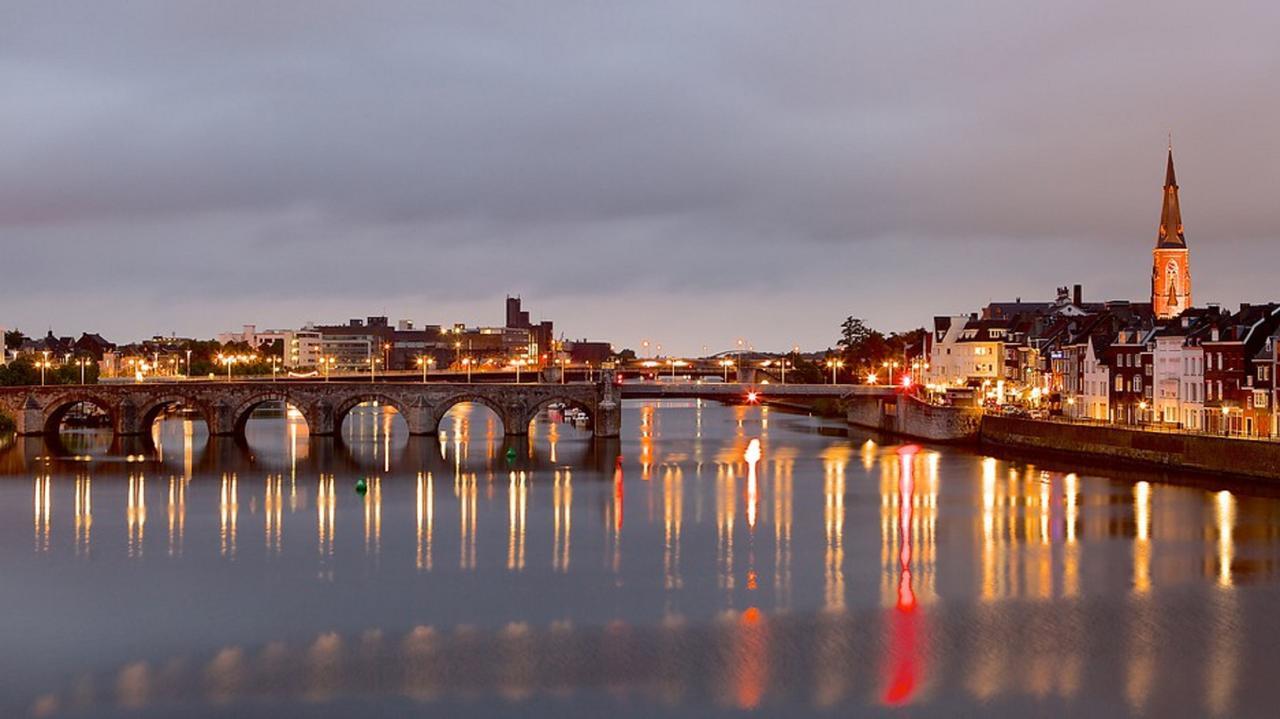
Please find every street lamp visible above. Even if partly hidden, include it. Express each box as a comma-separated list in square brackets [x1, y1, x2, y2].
[513, 358, 525, 384]
[826, 358, 844, 384]
[369, 356, 381, 383]
[323, 356, 336, 382]
[417, 356, 433, 383]
[36, 357, 53, 386]
[866, 372, 878, 385]
[185, 349, 192, 379]
[75, 357, 90, 385]
[721, 358, 734, 382]
[218, 354, 235, 382]
[271, 357, 281, 382]
[463, 357, 473, 383]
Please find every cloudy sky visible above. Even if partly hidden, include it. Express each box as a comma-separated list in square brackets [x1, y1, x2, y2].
[3, 2, 1279, 353]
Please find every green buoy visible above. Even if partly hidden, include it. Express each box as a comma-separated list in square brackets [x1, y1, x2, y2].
[506, 447, 517, 460]
[355, 478, 368, 495]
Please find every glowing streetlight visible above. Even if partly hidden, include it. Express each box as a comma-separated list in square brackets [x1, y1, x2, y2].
[462, 357, 473, 383]
[720, 358, 734, 382]
[369, 356, 381, 383]
[75, 357, 91, 385]
[217, 354, 235, 382]
[417, 355, 434, 383]
[826, 358, 845, 384]
[271, 356, 281, 382]
[866, 372, 878, 385]
[322, 356, 337, 382]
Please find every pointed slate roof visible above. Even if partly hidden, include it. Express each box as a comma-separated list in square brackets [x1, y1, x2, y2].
[1156, 146, 1186, 249]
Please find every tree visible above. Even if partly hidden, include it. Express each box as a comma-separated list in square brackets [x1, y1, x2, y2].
[4, 329, 25, 351]
[838, 317, 872, 350]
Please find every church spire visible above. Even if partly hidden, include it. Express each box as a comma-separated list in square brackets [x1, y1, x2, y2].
[1156, 144, 1185, 248]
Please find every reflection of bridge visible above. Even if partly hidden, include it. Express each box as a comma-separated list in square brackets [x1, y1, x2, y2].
[0, 374, 622, 439]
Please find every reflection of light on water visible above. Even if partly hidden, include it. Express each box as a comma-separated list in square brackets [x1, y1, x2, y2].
[34, 474, 52, 554]
[75, 475, 92, 557]
[726, 608, 769, 710]
[554, 469, 572, 573]
[417, 473, 434, 572]
[128, 473, 147, 559]
[218, 473, 236, 559]
[823, 444, 847, 612]
[882, 445, 920, 706]
[744, 439, 760, 531]
[981, 457, 997, 601]
[507, 471, 527, 571]
[1206, 491, 1240, 717]
[1134, 481, 1152, 594]
[773, 456, 793, 610]
[715, 463, 735, 595]
[364, 476, 382, 557]
[1215, 490, 1235, 587]
[457, 472, 477, 570]
[264, 474, 283, 556]
[662, 466, 682, 589]
[316, 474, 335, 572]
[168, 476, 185, 557]
[1064, 473, 1079, 598]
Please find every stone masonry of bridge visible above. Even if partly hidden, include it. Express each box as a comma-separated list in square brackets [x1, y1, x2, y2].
[0, 371, 622, 439]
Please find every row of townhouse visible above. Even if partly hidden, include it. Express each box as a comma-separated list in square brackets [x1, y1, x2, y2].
[1059, 304, 1280, 437]
[928, 291, 1280, 437]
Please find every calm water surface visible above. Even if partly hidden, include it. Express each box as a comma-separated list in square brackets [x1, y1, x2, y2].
[2, 400, 1279, 717]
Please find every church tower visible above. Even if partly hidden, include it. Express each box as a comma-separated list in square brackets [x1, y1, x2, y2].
[1152, 144, 1191, 318]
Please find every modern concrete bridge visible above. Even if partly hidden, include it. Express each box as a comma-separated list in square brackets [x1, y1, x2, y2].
[617, 381, 889, 401]
[0, 374, 623, 439]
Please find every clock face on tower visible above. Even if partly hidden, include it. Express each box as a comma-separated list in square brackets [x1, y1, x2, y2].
[1166, 260, 1179, 290]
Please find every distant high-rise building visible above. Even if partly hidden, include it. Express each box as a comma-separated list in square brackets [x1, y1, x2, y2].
[1152, 144, 1192, 319]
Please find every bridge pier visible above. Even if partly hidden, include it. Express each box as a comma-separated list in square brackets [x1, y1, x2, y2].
[406, 397, 438, 436]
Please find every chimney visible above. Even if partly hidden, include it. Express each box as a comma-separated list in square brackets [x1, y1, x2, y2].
[1073, 284, 1082, 306]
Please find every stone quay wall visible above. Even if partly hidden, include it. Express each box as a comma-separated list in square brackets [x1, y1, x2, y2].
[979, 416, 1280, 480]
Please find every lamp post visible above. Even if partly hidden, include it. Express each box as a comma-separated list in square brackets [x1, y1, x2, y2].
[559, 358, 566, 384]
[76, 358, 89, 385]
[271, 357, 281, 382]
[219, 354, 234, 382]
[323, 356, 336, 382]
[418, 356, 429, 383]
[185, 349, 192, 379]
[369, 357, 380, 383]
[463, 357, 472, 383]
[514, 358, 524, 384]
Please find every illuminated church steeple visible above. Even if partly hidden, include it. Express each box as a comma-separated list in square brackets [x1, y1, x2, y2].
[1152, 141, 1191, 319]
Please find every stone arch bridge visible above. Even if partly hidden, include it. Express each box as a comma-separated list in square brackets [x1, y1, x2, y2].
[0, 377, 621, 440]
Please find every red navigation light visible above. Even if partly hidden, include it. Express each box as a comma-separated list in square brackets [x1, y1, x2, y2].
[746, 391, 759, 404]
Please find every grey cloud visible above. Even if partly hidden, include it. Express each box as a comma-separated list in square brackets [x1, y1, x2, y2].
[2, 1, 1278, 351]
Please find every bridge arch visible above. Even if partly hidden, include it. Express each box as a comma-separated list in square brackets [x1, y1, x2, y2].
[42, 393, 117, 435]
[231, 391, 310, 436]
[332, 393, 409, 434]
[433, 393, 513, 436]
[138, 394, 214, 431]
[524, 395, 595, 433]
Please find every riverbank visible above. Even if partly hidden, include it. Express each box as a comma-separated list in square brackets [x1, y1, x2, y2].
[842, 394, 1280, 481]
[981, 415, 1280, 481]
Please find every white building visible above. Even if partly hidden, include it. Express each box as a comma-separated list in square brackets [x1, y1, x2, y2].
[927, 316, 1005, 387]
[285, 329, 322, 369]
[1179, 342, 1205, 430]
[1079, 336, 1110, 421]
[1152, 334, 1185, 425]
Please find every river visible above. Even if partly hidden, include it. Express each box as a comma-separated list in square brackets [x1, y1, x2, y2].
[1, 400, 1278, 717]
